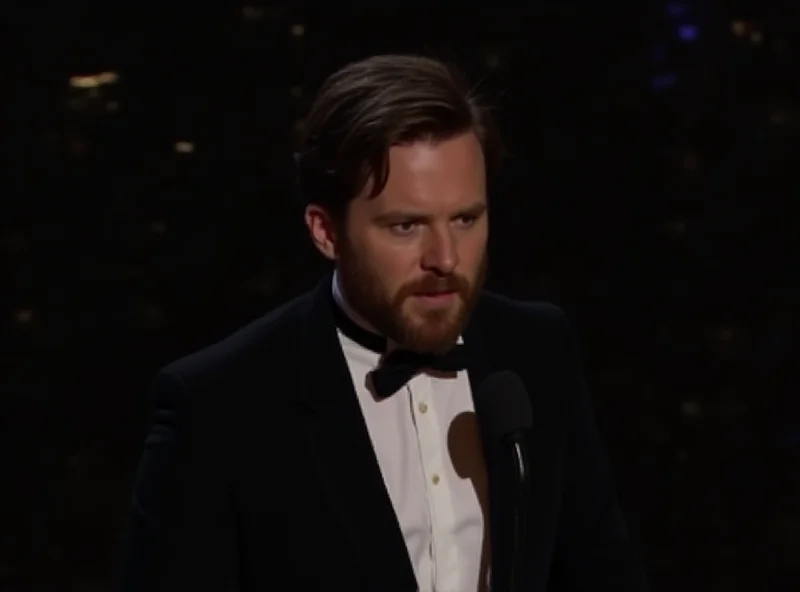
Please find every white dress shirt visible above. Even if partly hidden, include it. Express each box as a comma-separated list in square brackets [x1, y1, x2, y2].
[333, 274, 491, 592]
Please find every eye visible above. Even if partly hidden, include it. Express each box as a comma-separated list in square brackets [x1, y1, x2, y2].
[390, 221, 419, 235]
[454, 215, 477, 228]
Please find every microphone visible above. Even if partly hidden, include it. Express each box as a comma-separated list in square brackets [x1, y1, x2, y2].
[475, 371, 533, 592]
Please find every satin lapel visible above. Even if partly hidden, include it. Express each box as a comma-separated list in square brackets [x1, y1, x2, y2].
[298, 273, 417, 592]
[463, 300, 512, 592]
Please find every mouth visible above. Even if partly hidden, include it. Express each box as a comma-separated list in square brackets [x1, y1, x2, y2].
[412, 291, 458, 306]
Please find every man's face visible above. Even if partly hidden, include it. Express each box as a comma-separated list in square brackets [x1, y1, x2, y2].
[337, 131, 488, 353]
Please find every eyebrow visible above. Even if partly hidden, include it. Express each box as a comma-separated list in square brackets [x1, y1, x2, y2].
[373, 201, 488, 224]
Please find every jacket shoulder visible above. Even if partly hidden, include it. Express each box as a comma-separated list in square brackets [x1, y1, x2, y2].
[157, 290, 311, 390]
[477, 290, 571, 332]
[474, 291, 579, 370]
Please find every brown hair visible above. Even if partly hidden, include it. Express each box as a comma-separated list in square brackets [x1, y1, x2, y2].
[295, 54, 502, 219]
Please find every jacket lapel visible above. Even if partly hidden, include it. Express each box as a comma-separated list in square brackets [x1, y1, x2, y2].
[297, 274, 417, 592]
[462, 305, 511, 591]
[465, 295, 568, 591]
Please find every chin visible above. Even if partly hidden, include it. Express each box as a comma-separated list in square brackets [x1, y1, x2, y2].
[402, 319, 462, 353]
[418, 335, 461, 355]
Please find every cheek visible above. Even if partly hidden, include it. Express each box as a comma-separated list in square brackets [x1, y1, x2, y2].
[374, 247, 419, 291]
[364, 231, 421, 275]
[459, 231, 488, 269]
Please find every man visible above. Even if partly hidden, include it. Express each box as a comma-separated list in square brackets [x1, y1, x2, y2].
[120, 54, 648, 592]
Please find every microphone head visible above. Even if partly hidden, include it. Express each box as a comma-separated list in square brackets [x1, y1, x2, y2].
[475, 370, 533, 440]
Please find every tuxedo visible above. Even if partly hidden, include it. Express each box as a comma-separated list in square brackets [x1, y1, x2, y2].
[120, 273, 649, 591]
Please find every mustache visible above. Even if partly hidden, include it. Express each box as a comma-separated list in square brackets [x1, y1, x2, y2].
[398, 274, 471, 298]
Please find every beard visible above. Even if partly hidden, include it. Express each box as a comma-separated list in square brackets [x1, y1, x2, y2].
[338, 240, 487, 354]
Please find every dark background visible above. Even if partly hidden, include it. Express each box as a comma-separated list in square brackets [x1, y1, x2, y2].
[4, 1, 799, 590]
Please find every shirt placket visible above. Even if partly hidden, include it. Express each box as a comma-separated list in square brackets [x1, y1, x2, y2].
[409, 374, 453, 590]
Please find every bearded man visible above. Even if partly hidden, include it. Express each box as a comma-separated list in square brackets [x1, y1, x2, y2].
[120, 54, 649, 592]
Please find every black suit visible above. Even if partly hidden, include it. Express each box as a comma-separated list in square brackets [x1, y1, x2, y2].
[120, 274, 648, 591]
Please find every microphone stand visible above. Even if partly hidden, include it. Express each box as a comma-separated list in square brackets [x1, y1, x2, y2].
[508, 437, 530, 592]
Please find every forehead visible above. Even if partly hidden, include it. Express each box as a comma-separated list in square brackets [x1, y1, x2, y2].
[367, 132, 486, 213]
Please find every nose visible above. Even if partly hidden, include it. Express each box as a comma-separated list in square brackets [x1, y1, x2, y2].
[421, 227, 458, 275]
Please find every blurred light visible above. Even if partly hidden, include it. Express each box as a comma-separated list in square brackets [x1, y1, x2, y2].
[770, 109, 788, 125]
[718, 325, 736, 342]
[69, 71, 119, 89]
[148, 221, 166, 235]
[677, 24, 699, 42]
[665, 218, 687, 237]
[731, 21, 747, 37]
[13, 309, 33, 324]
[681, 400, 702, 417]
[665, 2, 687, 18]
[290, 86, 303, 98]
[68, 137, 88, 158]
[650, 73, 677, 90]
[241, 5, 265, 20]
[290, 24, 305, 36]
[750, 31, 763, 45]
[484, 52, 501, 70]
[174, 141, 194, 154]
[141, 304, 166, 329]
[106, 101, 119, 112]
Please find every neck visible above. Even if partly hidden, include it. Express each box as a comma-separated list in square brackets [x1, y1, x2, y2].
[332, 269, 381, 336]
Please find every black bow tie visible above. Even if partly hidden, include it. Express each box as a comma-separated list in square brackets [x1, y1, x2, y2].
[369, 346, 470, 398]
[332, 298, 469, 398]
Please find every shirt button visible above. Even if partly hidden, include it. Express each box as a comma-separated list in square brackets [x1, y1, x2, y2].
[432, 474, 440, 485]
[418, 402, 428, 413]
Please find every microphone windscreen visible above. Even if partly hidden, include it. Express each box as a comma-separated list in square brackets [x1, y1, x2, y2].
[474, 371, 533, 440]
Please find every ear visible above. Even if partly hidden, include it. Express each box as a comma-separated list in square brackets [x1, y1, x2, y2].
[304, 204, 339, 260]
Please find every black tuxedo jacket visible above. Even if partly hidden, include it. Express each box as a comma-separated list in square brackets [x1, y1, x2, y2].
[120, 274, 649, 591]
